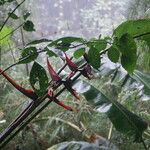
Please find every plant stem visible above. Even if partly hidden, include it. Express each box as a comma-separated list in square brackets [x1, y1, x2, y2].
[0, 0, 26, 33]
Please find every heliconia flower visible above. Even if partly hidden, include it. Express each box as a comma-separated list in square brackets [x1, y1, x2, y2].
[47, 58, 61, 82]
[0, 68, 38, 100]
[47, 87, 73, 111]
[64, 53, 78, 71]
[63, 81, 80, 100]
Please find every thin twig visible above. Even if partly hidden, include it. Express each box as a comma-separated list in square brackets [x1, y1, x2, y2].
[0, 0, 26, 32]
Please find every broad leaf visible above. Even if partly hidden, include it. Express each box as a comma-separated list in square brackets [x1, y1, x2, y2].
[23, 20, 35, 32]
[19, 47, 38, 64]
[74, 48, 85, 59]
[30, 62, 48, 96]
[88, 39, 107, 52]
[73, 80, 148, 142]
[88, 47, 100, 69]
[113, 19, 150, 39]
[118, 34, 137, 74]
[107, 46, 120, 63]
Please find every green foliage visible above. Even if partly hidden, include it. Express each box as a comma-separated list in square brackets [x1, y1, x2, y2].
[107, 46, 120, 63]
[8, 12, 19, 19]
[118, 34, 137, 73]
[23, 20, 35, 32]
[19, 47, 38, 64]
[74, 48, 85, 59]
[0, 0, 14, 5]
[0, 26, 12, 46]
[87, 46, 101, 69]
[74, 80, 148, 142]
[30, 62, 48, 96]
[113, 19, 150, 39]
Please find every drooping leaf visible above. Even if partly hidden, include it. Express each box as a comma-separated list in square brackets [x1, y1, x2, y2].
[88, 46, 100, 69]
[23, 12, 31, 20]
[107, 46, 120, 63]
[19, 47, 38, 64]
[8, 12, 19, 19]
[48, 36, 85, 52]
[132, 70, 150, 96]
[74, 48, 85, 59]
[0, 26, 12, 46]
[23, 20, 35, 32]
[118, 34, 137, 74]
[113, 19, 150, 39]
[73, 80, 148, 142]
[27, 39, 52, 45]
[30, 62, 48, 96]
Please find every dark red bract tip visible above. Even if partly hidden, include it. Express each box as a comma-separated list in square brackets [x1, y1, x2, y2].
[47, 58, 61, 82]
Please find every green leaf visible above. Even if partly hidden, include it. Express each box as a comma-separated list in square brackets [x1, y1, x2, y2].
[107, 46, 120, 63]
[19, 47, 38, 64]
[48, 36, 85, 52]
[30, 62, 48, 96]
[8, 12, 19, 19]
[132, 70, 150, 96]
[23, 20, 35, 32]
[74, 48, 85, 59]
[0, 26, 12, 46]
[73, 80, 148, 142]
[23, 12, 30, 20]
[89, 39, 107, 52]
[118, 34, 137, 74]
[113, 19, 150, 39]
[88, 46, 100, 69]
[27, 39, 52, 45]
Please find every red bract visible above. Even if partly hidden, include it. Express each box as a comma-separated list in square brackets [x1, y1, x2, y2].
[0, 68, 37, 100]
[54, 98, 73, 111]
[65, 53, 78, 71]
[80, 64, 93, 80]
[47, 58, 61, 82]
[47, 87, 72, 111]
[63, 80, 80, 100]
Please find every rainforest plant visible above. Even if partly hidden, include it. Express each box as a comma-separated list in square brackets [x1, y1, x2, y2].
[0, 0, 150, 149]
